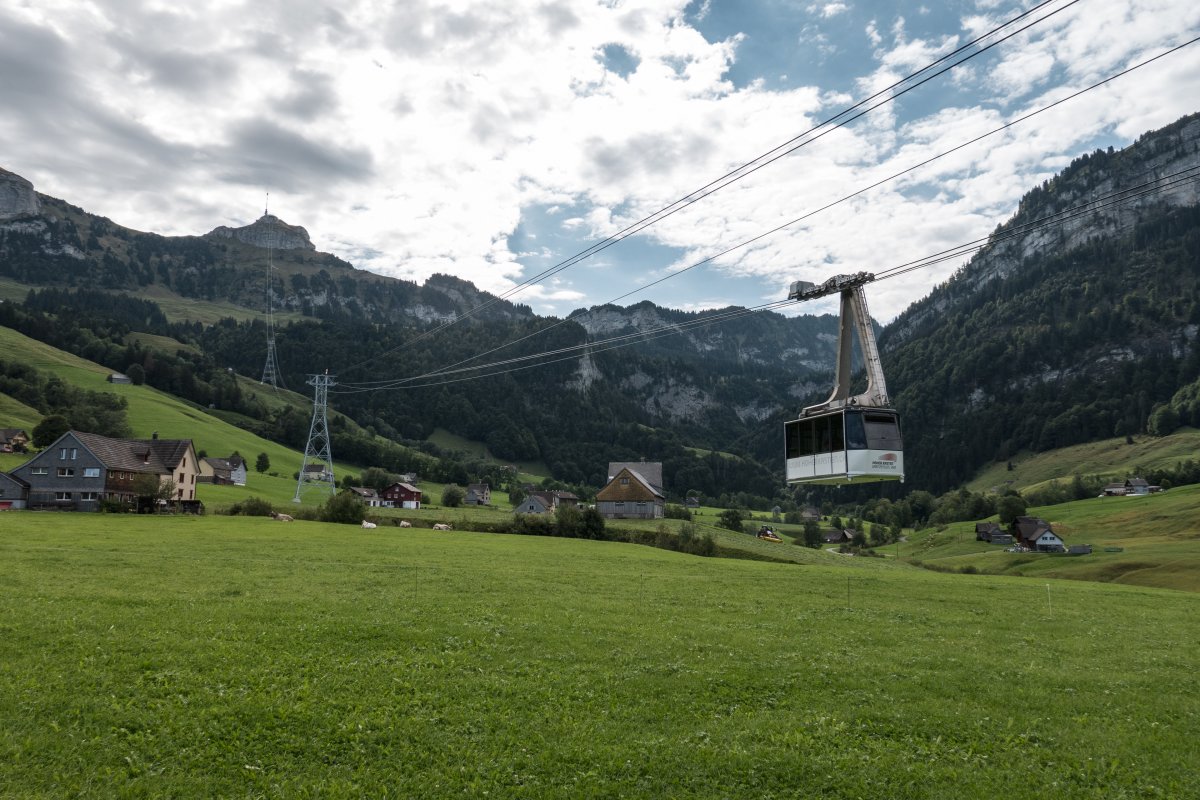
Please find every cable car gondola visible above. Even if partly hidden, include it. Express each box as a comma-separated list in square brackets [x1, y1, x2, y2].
[784, 273, 904, 485]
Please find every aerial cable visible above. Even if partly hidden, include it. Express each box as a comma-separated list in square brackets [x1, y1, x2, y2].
[333, 300, 794, 393]
[875, 166, 1200, 281]
[339, 30, 1193, 391]
[337, 0, 1081, 378]
[334, 301, 795, 392]
[338, 168, 1199, 393]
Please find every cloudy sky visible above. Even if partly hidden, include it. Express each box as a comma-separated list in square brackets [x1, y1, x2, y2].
[2, 0, 1198, 321]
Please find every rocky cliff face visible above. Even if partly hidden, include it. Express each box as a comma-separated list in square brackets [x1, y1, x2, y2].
[886, 113, 1200, 347]
[0, 167, 40, 220]
[206, 213, 315, 250]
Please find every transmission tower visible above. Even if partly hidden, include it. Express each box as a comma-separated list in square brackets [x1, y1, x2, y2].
[293, 371, 337, 503]
[260, 194, 285, 389]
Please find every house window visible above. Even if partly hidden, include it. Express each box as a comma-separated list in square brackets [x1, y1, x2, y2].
[32, 467, 48, 475]
[178, 472, 184, 483]
[60, 448, 68, 460]
[80, 492, 98, 501]
[108, 471, 115, 480]
[620, 477, 629, 485]
[57, 468, 75, 477]
[615, 502, 625, 510]
[55, 492, 72, 501]
[71, 448, 78, 460]
[84, 468, 100, 478]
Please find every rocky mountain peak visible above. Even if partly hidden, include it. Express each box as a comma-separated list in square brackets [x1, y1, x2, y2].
[0, 167, 41, 220]
[206, 213, 315, 250]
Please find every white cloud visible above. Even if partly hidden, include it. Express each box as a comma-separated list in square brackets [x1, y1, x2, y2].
[1, 0, 1197, 326]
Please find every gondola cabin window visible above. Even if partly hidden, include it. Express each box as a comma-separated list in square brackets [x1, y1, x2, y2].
[785, 409, 904, 485]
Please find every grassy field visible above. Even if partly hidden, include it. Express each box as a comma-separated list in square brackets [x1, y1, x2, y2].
[967, 430, 1200, 493]
[905, 483, 1200, 592]
[0, 325, 319, 508]
[0, 513, 1196, 798]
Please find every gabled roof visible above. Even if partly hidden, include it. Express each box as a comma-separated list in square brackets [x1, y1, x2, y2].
[467, 483, 489, 492]
[0, 428, 28, 441]
[1126, 478, 1150, 487]
[607, 461, 663, 491]
[70, 431, 194, 474]
[349, 486, 378, 498]
[0, 471, 29, 489]
[614, 467, 665, 499]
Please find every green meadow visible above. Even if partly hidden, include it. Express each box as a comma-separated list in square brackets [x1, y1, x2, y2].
[1, 513, 1197, 798]
[905, 483, 1200, 592]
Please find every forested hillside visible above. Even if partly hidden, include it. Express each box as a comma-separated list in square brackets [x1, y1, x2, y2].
[3, 113, 1200, 500]
[876, 113, 1200, 491]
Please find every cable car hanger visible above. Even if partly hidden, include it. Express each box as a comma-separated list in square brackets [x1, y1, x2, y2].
[788, 271, 889, 416]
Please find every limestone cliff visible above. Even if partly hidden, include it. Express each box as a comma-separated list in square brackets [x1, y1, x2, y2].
[0, 167, 40, 220]
[206, 213, 315, 250]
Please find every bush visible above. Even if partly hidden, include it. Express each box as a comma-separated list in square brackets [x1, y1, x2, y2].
[227, 496, 274, 517]
[664, 503, 693, 520]
[441, 484, 465, 508]
[718, 508, 744, 532]
[320, 492, 366, 524]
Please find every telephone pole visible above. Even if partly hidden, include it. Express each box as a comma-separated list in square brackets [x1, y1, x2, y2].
[294, 371, 336, 503]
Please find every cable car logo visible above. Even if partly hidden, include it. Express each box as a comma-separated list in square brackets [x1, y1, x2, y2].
[880, 453, 897, 461]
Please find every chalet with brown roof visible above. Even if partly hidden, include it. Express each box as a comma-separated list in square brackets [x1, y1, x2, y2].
[516, 489, 579, 515]
[1011, 515, 1066, 552]
[10, 430, 199, 510]
[381, 482, 422, 509]
[199, 455, 247, 486]
[1, 428, 29, 453]
[596, 461, 665, 519]
[349, 486, 385, 507]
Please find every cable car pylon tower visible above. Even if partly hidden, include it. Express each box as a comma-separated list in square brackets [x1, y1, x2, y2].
[294, 371, 337, 503]
[260, 194, 285, 390]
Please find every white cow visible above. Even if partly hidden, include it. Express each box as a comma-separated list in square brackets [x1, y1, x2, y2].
[432, 523, 452, 531]
[398, 520, 412, 528]
[272, 512, 294, 522]
[361, 520, 377, 529]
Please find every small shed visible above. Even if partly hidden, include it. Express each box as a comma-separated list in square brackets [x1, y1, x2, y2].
[107, 372, 131, 384]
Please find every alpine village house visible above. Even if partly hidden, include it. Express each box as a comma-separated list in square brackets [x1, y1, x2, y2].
[595, 461, 666, 519]
[5, 431, 200, 512]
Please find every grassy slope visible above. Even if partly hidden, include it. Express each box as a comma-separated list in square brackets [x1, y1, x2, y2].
[0, 514, 1196, 798]
[968, 430, 1200, 493]
[0, 276, 307, 326]
[905, 483, 1200, 592]
[0, 325, 315, 507]
[427, 427, 550, 480]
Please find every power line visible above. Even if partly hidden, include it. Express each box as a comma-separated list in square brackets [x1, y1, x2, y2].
[337, 0, 1082, 378]
[334, 166, 1199, 393]
[338, 32, 1197, 392]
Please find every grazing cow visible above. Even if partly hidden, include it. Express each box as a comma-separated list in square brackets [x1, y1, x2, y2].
[272, 512, 294, 522]
[432, 523, 452, 531]
[398, 520, 412, 528]
[361, 520, 377, 529]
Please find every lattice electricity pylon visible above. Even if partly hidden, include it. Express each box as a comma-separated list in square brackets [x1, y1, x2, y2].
[293, 372, 337, 503]
[261, 334, 282, 387]
[260, 199, 285, 389]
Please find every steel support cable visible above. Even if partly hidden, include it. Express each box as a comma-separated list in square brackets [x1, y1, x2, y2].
[874, 166, 1200, 282]
[338, 167, 1200, 393]
[335, 300, 796, 392]
[332, 300, 794, 394]
[338, 31, 1194, 392]
[336, 0, 1081, 379]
